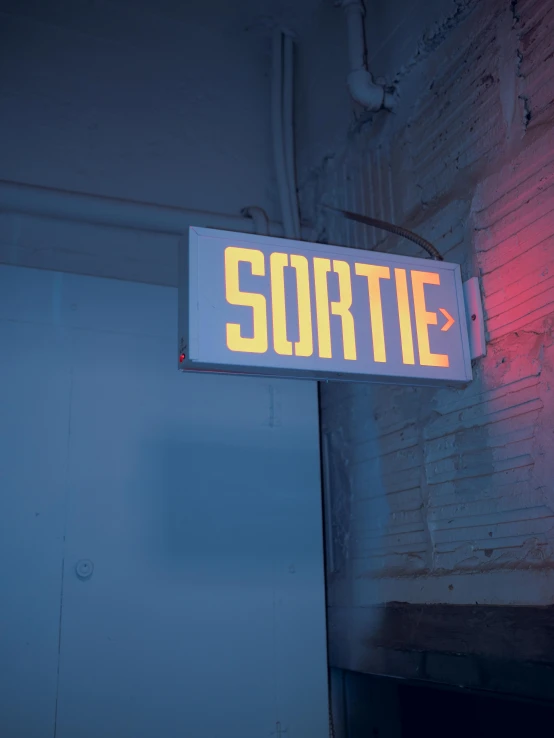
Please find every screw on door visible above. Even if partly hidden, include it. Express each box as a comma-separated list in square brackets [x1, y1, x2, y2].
[75, 559, 94, 580]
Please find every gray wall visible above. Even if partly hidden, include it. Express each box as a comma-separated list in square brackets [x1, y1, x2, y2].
[0, 0, 277, 220]
[0, 0, 289, 285]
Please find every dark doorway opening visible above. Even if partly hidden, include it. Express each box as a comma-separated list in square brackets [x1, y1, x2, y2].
[399, 681, 554, 738]
[336, 669, 554, 738]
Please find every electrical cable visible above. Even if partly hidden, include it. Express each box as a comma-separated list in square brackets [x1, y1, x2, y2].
[323, 204, 444, 261]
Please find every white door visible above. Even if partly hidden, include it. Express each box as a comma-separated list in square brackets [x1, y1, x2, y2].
[0, 268, 72, 738]
[0, 265, 329, 738]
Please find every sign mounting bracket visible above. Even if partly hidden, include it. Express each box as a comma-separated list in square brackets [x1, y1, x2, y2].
[463, 277, 486, 360]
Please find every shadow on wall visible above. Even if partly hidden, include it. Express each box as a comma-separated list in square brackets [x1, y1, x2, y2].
[132, 430, 322, 573]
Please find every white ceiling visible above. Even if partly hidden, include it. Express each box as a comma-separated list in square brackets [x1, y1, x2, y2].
[2, 0, 330, 50]
[110, 0, 327, 36]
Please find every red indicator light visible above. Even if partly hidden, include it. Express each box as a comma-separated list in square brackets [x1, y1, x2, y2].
[179, 353, 185, 363]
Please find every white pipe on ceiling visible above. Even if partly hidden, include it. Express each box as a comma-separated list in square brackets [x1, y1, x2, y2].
[283, 31, 301, 240]
[0, 179, 284, 236]
[272, 29, 301, 240]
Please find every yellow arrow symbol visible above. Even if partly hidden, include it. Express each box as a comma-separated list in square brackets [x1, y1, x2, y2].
[439, 308, 455, 332]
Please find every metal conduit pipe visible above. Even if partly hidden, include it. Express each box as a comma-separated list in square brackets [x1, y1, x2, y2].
[272, 29, 301, 240]
[272, 30, 294, 239]
[341, 0, 396, 111]
[0, 179, 284, 236]
[241, 206, 270, 236]
[283, 31, 301, 239]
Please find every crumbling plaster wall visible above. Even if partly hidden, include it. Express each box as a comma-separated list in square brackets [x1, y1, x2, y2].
[297, 0, 554, 608]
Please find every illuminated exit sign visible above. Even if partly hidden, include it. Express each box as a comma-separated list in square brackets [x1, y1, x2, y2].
[178, 227, 472, 385]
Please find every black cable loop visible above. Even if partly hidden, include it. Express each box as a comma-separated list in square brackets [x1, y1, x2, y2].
[323, 205, 443, 261]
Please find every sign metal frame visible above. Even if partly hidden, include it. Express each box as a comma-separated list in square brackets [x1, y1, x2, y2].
[178, 227, 473, 386]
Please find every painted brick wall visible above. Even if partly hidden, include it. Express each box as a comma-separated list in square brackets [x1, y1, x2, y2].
[300, 0, 554, 609]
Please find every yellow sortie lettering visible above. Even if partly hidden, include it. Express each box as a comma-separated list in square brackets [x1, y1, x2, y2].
[225, 246, 268, 354]
[313, 257, 357, 360]
[269, 253, 314, 357]
[270, 252, 293, 355]
[354, 263, 390, 363]
[394, 268, 415, 365]
[290, 254, 314, 357]
[411, 270, 449, 368]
